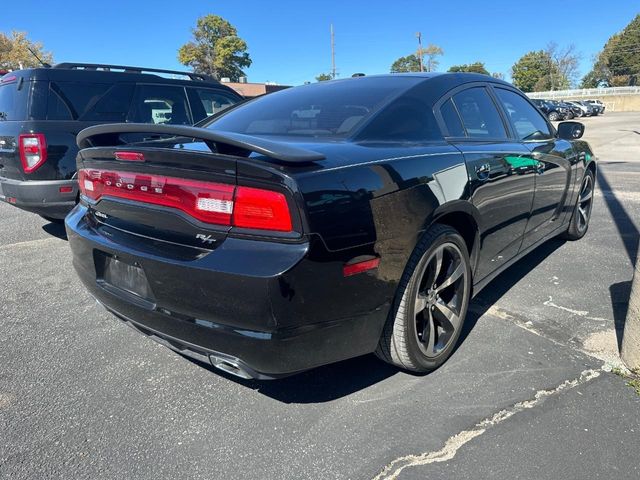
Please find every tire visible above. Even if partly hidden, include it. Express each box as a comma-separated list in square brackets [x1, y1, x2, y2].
[39, 215, 65, 224]
[548, 111, 560, 121]
[562, 169, 595, 241]
[565, 112, 574, 120]
[376, 224, 472, 373]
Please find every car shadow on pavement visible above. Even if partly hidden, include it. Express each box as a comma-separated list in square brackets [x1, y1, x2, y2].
[461, 238, 566, 346]
[597, 170, 639, 350]
[183, 353, 399, 403]
[181, 238, 567, 404]
[42, 221, 68, 240]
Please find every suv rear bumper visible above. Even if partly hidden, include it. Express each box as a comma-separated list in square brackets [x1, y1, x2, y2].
[0, 176, 78, 219]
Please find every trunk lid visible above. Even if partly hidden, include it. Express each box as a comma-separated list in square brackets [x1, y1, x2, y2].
[76, 124, 313, 251]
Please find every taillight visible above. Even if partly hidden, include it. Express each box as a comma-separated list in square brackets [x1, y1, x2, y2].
[78, 169, 293, 232]
[19, 134, 47, 173]
[234, 186, 292, 232]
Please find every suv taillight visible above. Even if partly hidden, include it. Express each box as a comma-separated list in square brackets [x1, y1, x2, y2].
[19, 134, 48, 173]
[78, 169, 293, 233]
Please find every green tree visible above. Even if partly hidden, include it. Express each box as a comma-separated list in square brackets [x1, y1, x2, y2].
[315, 73, 332, 81]
[0, 30, 53, 70]
[511, 50, 563, 92]
[448, 61, 490, 75]
[391, 54, 421, 73]
[178, 15, 251, 81]
[582, 14, 640, 87]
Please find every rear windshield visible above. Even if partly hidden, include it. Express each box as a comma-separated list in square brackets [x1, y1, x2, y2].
[0, 79, 27, 121]
[206, 77, 421, 138]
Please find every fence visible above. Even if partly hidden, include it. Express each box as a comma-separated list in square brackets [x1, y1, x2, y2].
[525, 86, 640, 99]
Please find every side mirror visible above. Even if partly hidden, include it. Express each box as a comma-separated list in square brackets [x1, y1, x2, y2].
[557, 121, 584, 140]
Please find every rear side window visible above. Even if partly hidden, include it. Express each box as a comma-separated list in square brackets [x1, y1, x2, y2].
[127, 84, 191, 125]
[362, 93, 441, 141]
[452, 87, 506, 139]
[188, 88, 237, 123]
[47, 82, 111, 120]
[439, 98, 465, 137]
[494, 88, 552, 141]
[83, 84, 134, 122]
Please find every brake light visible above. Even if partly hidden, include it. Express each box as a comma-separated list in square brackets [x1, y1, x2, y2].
[114, 151, 145, 161]
[234, 186, 292, 232]
[0, 75, 17, 84]
[19, 134, 47, 173]
[78, 169, 293, 232]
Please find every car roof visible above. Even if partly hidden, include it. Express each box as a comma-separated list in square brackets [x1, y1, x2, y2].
[8, 64, 238, 92]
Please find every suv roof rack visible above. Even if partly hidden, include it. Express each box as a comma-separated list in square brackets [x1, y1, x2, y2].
[52, 63, 217, 83]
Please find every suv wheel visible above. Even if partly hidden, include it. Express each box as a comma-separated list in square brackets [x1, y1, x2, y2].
[548, 112, 560, 121]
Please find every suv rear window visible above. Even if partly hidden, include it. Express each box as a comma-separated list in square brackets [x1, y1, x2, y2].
[47, 82, 112, 120]
[0, 80, 28, 121]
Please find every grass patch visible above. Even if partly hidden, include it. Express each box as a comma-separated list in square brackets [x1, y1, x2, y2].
[611, 366, 640, 395]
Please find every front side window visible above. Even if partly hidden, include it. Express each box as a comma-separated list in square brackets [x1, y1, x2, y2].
[452, 87, 506, 139]
[189, 88, 238, 122]
[494, 88, 552, 141]
[128, 84, 191, 125]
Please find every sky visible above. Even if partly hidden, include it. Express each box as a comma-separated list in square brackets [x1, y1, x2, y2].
[1, 1, 637, 85]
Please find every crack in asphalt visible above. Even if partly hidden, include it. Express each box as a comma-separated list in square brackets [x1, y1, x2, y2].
[371, 369, 602, 480]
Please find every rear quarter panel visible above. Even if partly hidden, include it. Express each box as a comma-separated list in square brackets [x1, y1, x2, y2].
[293, 142, 470, 281]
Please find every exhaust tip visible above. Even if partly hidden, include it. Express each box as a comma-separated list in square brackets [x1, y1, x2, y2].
[209, 355, 253, 380]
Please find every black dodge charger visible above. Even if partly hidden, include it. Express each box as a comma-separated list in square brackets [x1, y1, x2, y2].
[66, 73, 596, 379]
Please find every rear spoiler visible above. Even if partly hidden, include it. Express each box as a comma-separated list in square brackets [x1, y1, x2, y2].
[76, 123, 325, 164]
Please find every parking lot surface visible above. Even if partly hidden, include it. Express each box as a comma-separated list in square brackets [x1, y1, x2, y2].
[1, 112, 639, 479]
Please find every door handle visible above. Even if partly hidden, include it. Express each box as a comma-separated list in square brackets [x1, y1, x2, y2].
[475, 163, 491, 180]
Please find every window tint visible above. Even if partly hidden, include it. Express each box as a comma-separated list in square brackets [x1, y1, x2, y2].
[47, 82, 111, 120]
[0, 83, 18, 120]
[494, 88, 552, 141]
[440, 98, 465, 137]
[189, 88, 237, 122]
[452, 87, 506, 138]
[207, 76, 422, 138]
[128, 84, 191, 125]
[362, 94, 441, 141]
[83, 84, 134, 122]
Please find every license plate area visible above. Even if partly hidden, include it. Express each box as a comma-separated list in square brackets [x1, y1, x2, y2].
[95, 251, 155, 305]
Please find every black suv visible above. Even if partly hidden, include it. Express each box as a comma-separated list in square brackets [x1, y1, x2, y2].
[0, 63, 242, 221]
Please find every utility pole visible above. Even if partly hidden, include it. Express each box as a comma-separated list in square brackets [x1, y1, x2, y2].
[416, 32, 424, 72]
[330, 24, 336, 79]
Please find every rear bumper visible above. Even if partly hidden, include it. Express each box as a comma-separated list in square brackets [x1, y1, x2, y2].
[0, 176, 78, 219]
[65, 205, 391, 378]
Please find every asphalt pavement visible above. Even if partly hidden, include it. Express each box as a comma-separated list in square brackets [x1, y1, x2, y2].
[0, 112, 639, 479]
